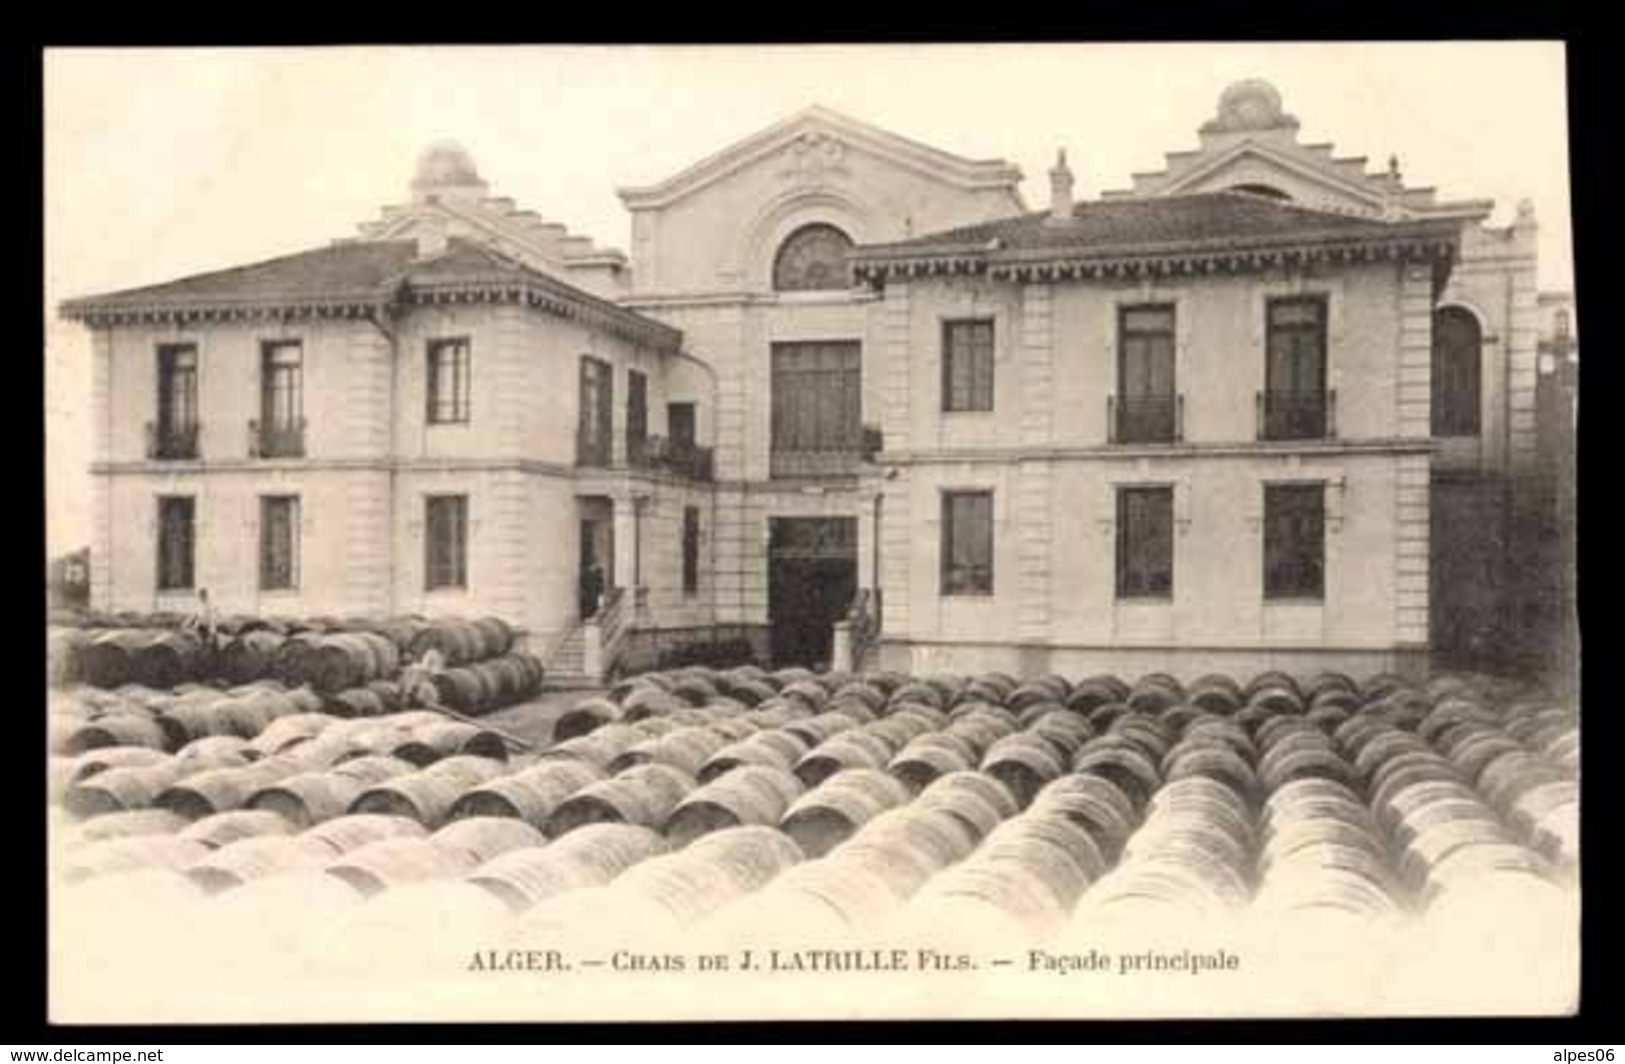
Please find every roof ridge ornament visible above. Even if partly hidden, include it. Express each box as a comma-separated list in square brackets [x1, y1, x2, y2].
[1202, 79, 1299, 134]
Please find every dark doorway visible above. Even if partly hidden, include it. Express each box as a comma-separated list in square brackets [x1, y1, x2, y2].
[578, 516, 614, 619]
[768, 517, 858, 668]
[1430, 476, 1507, 669]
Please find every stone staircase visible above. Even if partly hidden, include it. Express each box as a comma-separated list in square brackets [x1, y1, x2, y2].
[543, 625, 598, 689]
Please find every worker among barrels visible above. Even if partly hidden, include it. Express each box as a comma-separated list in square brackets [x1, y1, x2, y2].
[402, 645, 447, 708]
[181, 588, 220, 669]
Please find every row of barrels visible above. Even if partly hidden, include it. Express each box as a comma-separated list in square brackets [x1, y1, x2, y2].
[53, 614, 520, 690]
[52, 664, 1575, 943]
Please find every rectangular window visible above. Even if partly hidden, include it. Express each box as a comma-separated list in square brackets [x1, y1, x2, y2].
[770, 340, 862, 477]
[1263, 297, 1328, 440]
[259, 496, 300, 591]
[1117, 305, 1177, 443]
[627, 369, 649, 464]
[578, 356, 613, 466]
[156, 496, 195, 592]
[1116, 486, 1174, 598]
[154, 344, 199, 459]
[668, 402, 697, 451]
[425, 495, 469, 591]
[941, 490, 994, 596]
[427, 338, 471, 424]
[682, 506, 700, 595]
[942, 319, 995, 412]
[259, 341, 304, 457]
[1264, 483, 1325, 600]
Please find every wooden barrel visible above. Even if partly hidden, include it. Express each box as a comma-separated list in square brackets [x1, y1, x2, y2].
[545, 763, 697, 837]
[830, 807, 979, 897]
[779, 768, 912, 858]
[248, 757, 418, 828]
[1029, 774, 1139, 861]
[609, 727, 730, 778]
[179, 809, 296, 849]
[907, 770, 1017, 843]
[184, 835, 339, 893]
[62, 714, 169, 755]
[1019, 711, 1095, 760]
[980, 734, 1066, 809]
[793, 731, 896, 787]
[975, 815, 1108, 909]
[154, 756, 306, 820]
[391, 721, 509, 766]
[466, 823, 669, 911]
[63, 762, 188, 817]
[301, 813, 428, 857]
[349, 755, 510, 827]
[447, 760, 605, 829]
[664, 766, 804, 846]
[910, 861, 1070, 938]
[324, 836, 480, 896]
[248, 713, 338, 758]
[1072, 741, 1162, 809]
[174, 735, 258, 772]
[887, 732, 978, 793]
[697, 731, 808, 782]
[430, 816, 546, 865]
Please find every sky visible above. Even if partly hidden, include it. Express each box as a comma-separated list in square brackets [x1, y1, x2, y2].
[43, 43, 1574, 557]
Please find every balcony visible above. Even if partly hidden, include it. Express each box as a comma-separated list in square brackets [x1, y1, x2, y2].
[1257, 390, 1337, 442]
[771, 447, 866, 479]
[250, 417, 306, 459]
[1109, 395, 1183, 445]
[145, 421, 199, 461]
[627, 435, 715, 482]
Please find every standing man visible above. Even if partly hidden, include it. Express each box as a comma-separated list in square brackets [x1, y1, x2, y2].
[182, 587, 220, 662]
[580, 560, 606, 619]
[402, 645, 447, 708]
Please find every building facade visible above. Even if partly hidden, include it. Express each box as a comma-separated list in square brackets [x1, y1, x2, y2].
[63, 81, 1574, 682]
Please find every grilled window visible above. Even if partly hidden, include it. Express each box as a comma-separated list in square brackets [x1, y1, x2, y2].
[425, 495, 468, 591]
[427, 338, 471, 424]
[1264, 484, 1325, 600]
[578, 356, 613, 466]
[770, 340, 862, 476]
[627, 369, 649, 463]
[941, 491, 994, 596]
[1264, 297, 1328, 440]
[772, 223, 854, 292]
[259, 496, 300, 591]
[157, 344, 198, 435]
[682, 506, 701, 595]
[942, 319, 995, 412]
[1432, 307, 1482, 437]
[261, 341, 303, 431]
[1117, 487, 1174, 598]
[1117, 305, 1177, 442]
[156, 496, 195, 591]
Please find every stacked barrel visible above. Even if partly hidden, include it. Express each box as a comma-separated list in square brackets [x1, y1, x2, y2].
[50, 662, 1578, 963]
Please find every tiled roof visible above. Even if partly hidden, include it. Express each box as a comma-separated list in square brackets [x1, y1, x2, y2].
[60, 241, 419, 314]
[60, 239, 682, 351]
[851, 191, 1461, 282]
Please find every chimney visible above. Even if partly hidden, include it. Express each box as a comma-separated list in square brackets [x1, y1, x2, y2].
[415, 213, 449, 259]
[1048, 148, 1075, 224]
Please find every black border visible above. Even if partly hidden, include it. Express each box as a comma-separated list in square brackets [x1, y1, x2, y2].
[19, 7, 1612, 1040]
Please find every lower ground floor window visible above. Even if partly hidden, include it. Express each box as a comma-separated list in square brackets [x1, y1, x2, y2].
[1117, 486, 1174, 598]
[157, 495, 195, 591]
[260, 495, 300, 591]
[941, 490, 994, 595]
[1264, 483, 1325, 599]
[426, 494, 469, 590]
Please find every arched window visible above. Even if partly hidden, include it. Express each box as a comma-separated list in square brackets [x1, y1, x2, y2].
[1227, 183, 1293, 201]
[1432, 306, 1482, 436]
[773, 223, 854, 292]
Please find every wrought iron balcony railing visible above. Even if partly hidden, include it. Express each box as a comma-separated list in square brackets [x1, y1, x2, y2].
[250, 417, 306, 459]
[145, 421, 199, 460]
[627, 435, 715, 481]
[1257, 390, 1337, 442]
[1108, 394, 1182, 444]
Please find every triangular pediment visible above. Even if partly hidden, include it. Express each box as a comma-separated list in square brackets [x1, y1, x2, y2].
[616, 105, 1025, 210]
[1150, 141, 1391, 214]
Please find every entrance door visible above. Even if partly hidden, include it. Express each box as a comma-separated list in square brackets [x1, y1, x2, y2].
[768, 517, 858, 668]
[1430, 476, 1505, 668]
[578, 516, 615, 619]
